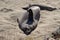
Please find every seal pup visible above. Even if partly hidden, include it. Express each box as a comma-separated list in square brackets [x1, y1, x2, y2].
[17, 4, 57, 35]
[17, 6, 40, 35]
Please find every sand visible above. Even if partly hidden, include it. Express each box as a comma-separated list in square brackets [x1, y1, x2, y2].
[0, 0, 60, 40]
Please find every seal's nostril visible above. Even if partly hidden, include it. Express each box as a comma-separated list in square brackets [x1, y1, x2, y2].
[23, 28, 31, 35]
[25, 28, 30, 32]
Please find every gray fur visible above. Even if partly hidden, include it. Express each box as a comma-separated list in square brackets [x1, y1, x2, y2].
[17, 6, 40, 35]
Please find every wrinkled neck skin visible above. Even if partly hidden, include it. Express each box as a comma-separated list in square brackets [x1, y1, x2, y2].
[27, 9, 34, 24]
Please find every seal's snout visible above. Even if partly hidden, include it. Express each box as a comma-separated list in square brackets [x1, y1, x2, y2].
[23, 28, 31, 35]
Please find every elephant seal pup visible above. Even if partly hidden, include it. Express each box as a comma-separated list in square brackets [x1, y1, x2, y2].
[17, 6, 40, 35]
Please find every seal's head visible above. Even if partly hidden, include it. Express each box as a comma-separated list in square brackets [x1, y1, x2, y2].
[20, 22, 37, 35]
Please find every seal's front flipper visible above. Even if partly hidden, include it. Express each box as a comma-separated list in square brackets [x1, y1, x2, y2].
[22, 7, 28, 10]
[22, 5, 31, 10]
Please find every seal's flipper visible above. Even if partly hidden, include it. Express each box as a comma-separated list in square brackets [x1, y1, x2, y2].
[28, 4, 57, 11]
[22, 4, 31, 10]
[39, 5, 57, 11]
[22, 7, 29, 10]
[22, 4, 57, 11]
[17, 18, 19, 23]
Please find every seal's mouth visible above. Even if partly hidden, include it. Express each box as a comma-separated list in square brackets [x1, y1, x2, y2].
[23, 28, 32, 35]
[24, 31, 31, 35]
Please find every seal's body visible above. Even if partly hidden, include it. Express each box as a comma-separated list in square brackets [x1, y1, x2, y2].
[17, 4, 57, 35]
[17, 6, 40, 35]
